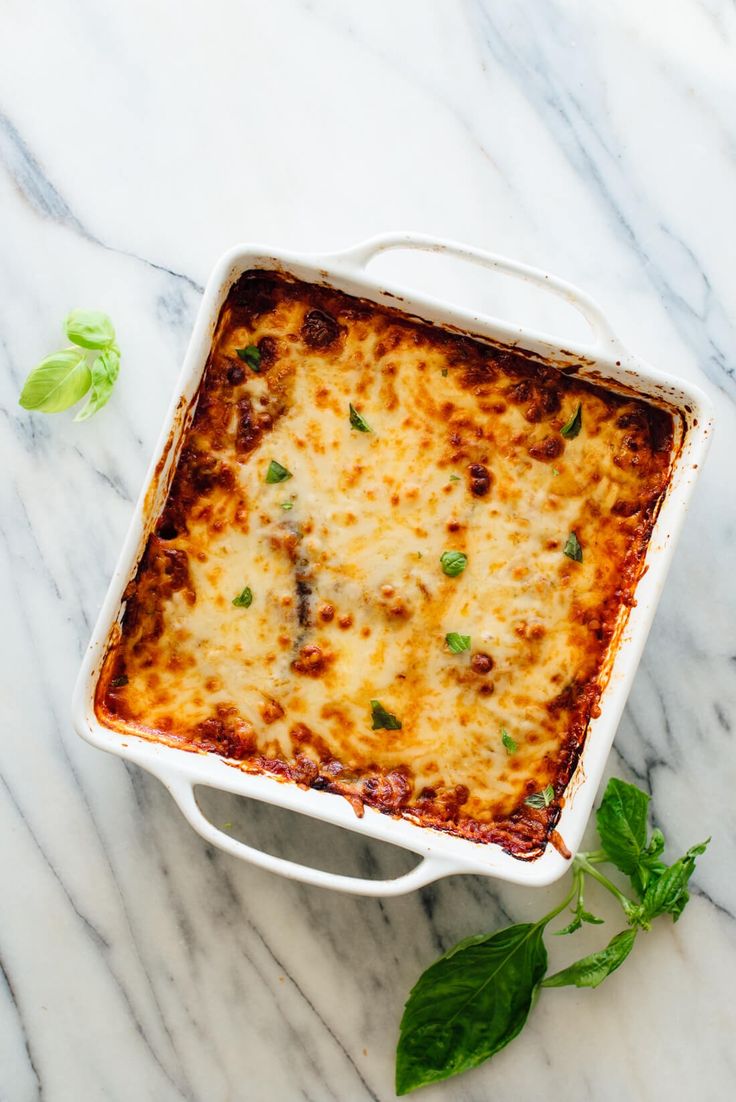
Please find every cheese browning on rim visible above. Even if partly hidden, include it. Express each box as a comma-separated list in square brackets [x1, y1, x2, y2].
[97, 272, 677, 858]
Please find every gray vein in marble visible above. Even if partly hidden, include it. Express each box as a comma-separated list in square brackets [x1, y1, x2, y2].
[0, 110, 203, 295]
[0, 571, 196, 1097]
[0, 953, 43, 1100]
[468, 0, 736, 399]
[202, 846, 378, 1101]
[1, 767, 195, 1101]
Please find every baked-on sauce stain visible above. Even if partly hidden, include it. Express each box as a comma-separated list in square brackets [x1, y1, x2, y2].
[96, 270, 677, 860]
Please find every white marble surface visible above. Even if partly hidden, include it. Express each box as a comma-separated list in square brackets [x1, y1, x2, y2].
[2, 1, 736, 1099]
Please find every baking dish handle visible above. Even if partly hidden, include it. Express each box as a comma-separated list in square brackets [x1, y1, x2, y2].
[330, 232, 622, 354]
[164, 774, 459, 896]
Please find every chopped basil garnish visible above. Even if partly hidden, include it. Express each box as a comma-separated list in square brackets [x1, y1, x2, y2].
[441, 368, 448, 378]
[110, 675, 129, 688]
[525, 784, 555, 809]
[563, 532, 583, 562]
[445, 632, 471, 654]
[440, 550, 468, 577]
[265, 459, 292, 484]
[449, 474, 461, 482]
[370, 700, 402, 730]
[232, 586, 253, 608]
[561, 402, 582, 439]
[551, 467, 560, 477]
[349, 403, 372, 433]
[501, 728, 517, 754]
[280, 500, 294, 511]
[236, 345, 261, 371]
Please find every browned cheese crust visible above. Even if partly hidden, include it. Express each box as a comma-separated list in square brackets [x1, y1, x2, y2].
[97, 271, 677, 859]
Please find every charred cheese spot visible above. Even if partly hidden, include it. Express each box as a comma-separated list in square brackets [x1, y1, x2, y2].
[96, 271, 678, 859]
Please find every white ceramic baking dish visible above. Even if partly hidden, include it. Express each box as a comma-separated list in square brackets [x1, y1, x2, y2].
[72, 233, 713, 896]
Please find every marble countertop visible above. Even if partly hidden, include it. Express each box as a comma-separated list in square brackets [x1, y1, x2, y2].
[2, 1, 735, 1099]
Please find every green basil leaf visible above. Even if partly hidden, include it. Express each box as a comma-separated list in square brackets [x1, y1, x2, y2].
[630, 827, 667, 896]
[74, 348, 121, 421]
[640, 839, 710, 922]
[563, 531, 583, 562]
[525, 784, 554, 809]
[18, 348, 92, 413]
[64, 309, 116, 350]
[280, 501, 294, 511]
[560, 401, 582, 439]
[265, 460, 292, 484]
[396, 922, 547, 1095]
[236, 344, 261, 371]
[449, 474, 461, 482]
[370, 700, 402, 731]
[596, 778, 650, 878]
[440, 550, 467, 577]
[542, 929, 637, 989]
[232, 586, 253, 608]
[349, 403, 372, 432]
[445, 632, 471, 654]
[555, 907, 604, 937]
[501, 728, 517, 755]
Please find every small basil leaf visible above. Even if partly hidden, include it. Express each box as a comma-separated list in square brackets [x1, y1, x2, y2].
[563, 532, 583, 562]
[524, 784, 554, 809]
[445, 632, 471, 654]
[370, 700, 402, 731]
[19, 348, 92, 413]
[542, 929, 637, 989]
[560, 402, 582, 439]
[64, 309, 116, 350]
[236, 345, 261, 371]
[640, 839, 710, 922]
[396, 923, 547, 1095]
[555, 907, 604, 937]
[349, 403, 372, 432]
[265, 460, 292, 484]
[501, 728, 517, 755]
[74, 348, 121, 421]
[555, 915, 583, 936]
[596, 778, 650, 879]
[280, 501, 294, 511]
[232, 586, 253, 608]
[440, 551, 467, 577]
[630, 827, 667, 896]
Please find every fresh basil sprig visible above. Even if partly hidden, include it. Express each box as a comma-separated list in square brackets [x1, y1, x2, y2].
[18, 310, 120, 420]
[395, 777, 709, 1094]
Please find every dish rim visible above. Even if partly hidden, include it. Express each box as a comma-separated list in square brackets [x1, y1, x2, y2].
[72, 232, 714, 896]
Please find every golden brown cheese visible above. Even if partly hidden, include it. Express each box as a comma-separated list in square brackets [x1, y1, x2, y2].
[97, 271, 677, 858]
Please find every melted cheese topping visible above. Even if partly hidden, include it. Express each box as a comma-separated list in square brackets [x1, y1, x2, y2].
[97, 272, 677, 857]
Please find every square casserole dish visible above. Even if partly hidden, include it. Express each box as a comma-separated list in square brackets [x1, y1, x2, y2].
[73, 234, 713, 896]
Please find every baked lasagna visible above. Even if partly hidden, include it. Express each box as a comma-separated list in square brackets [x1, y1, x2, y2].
[97, 271, 678, 858]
